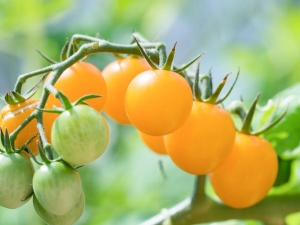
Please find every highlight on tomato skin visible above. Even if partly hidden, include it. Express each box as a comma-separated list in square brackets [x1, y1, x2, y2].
[102, 58, 151, 125]
[209, 132, 278, 209]
[0, 98, 56, 155]
[164, 101, 236, 175]
[125, 69, 193, 136]
[138, 130, 167, 155]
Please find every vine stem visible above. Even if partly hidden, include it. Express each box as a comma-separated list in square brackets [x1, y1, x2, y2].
[10, 36, 162, 160]
[140, 175, 300, 225]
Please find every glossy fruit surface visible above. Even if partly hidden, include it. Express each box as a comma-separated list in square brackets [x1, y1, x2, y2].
[46, 61, 107, 112]
[33, 191, 85, 225]
[138, 130, 167, 155]
[0, 99, 56, 155]
[33, 161, 82, 215]
[210, 132, 278, 208]
[102, 58, 151, 124]
[51, 105, 109, 166]
[125, 70, 193, 136]
[164, 101, 236, 174]
[0, 152, 35, 209]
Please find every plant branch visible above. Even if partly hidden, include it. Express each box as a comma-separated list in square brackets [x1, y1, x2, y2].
[141, 176, 300, 225]
[141, 194, 300, 225]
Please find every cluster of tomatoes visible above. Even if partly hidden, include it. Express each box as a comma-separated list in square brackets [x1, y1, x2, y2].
[0, 38, 280, 225]
[102, 57, 278, 209]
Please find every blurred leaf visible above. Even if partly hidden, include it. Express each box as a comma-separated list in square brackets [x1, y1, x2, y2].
[286, 211, 300, 225]
[262, 83, 300, 157]
[0, 0, 72, 31]
[273, 157, 293, 187]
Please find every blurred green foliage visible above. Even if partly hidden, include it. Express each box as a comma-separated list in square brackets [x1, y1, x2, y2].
[1, 0, 300, 225]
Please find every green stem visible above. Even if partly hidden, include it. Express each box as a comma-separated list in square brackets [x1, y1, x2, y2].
[141, 180, 300, 225]
[156, 43, 167, 68]
[199, 71, 213, 100]
[14, 65, 53, 94]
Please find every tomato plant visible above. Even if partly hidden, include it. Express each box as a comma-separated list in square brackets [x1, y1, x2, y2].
[33, 161, 82, 215]
[0, 98, 56, 155]
[51, 105, 109, 166]
[33, 191, 85, 225]
[125, 69, 193, 135]
[0, 32, 296, 225]
[209, 132, 278, 208]
[102, 57, 151, 124]
[164, 101, 235, 174]
[46, 61, 107, 112]
[138, 130, 167, 155]
[0, 151, 35, 209]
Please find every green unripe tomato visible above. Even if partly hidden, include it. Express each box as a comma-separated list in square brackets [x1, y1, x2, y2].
[33, 191, 85, 225]
[0, 152, 34, 209]
[33, 161, 82, 215]
[51, 105, 109, 166]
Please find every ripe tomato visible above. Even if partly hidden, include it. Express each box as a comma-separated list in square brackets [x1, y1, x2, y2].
[138, 130, 167, 155]
[0, 151, 35, 209]
[33, 161, 82, 215]
[125, 70, 193, 136]
[51, 105, 109, 166]
[46, 61, 107, 112]
[0, 98, 56, 155]
[164, 101, 236, 175]
[33, 191, 85, 225]
[209, 132, 278, 208]
[102, 58, 151, 124]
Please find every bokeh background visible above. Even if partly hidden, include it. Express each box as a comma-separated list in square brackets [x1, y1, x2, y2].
[0, 0, 300, 224]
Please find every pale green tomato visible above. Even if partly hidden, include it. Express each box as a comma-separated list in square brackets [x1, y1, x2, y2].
[51, 105, 109, 166]
[33, 161, 82, 215]
[0, 152, 34, 209]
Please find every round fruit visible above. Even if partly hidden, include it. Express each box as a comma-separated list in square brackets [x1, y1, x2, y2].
[0, 152, 35, 209]
[102, 58, 151, 124]
[164, 101, 236, 175]
[209, 132, 278, 208]
[33, 191, 85, 225]
[33, 161, 82, 215]
[0, 99, 56, 155]
[46, 61, 107, 112]
[138, 130, 167, 155]
[51, 105, 109, 166]
[125, 70, 193, 136]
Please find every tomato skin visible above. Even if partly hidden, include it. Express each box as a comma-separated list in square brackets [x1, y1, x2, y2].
[164, 101, 236, 175]
[102, 58, 151, 124]
[125, 70, 193, 136]
[0, 152, 35, 209]
[33, 191, 85, 225]
[51, 105, 109, 166]
[209, 132, 278, 208]
[46, 61, 107, 112]
[0, 99, 56, 155]
[33, 161, 82, 215]
[138, 130, 167, 155]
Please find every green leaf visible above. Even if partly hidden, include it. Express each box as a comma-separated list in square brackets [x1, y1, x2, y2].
[262, 83, 300, 157]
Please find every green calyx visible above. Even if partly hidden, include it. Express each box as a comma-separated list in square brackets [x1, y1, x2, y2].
[0, 128, 36, 154]
[132, 35, 204, 73]
[0, 74, 46, 105]
[228, 93, 287, 135]
[193, 64, 239, 104]
[38, 91, 101, 115]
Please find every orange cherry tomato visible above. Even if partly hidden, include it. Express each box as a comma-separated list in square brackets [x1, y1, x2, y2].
[138, 130, 167, 155]
[102, 58, 151, 124]
[164, 101, 236, 175]
[209, 132, 278, 208]
[0, 99, 56, 155]
[46, 61, 107, 112]
[125, 70, 193, 136]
